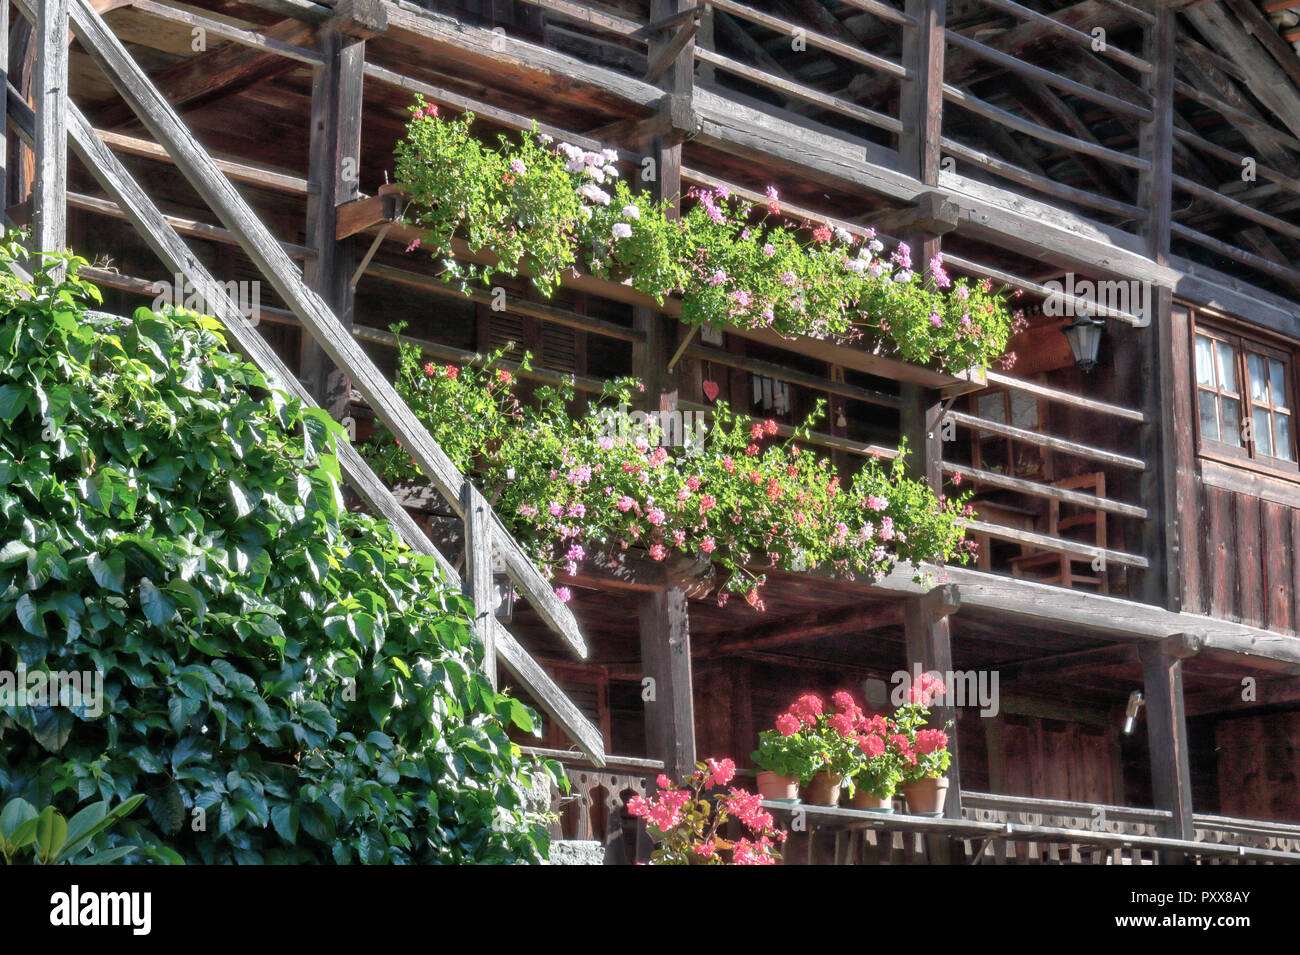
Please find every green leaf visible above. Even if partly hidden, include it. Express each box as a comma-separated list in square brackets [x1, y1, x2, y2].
[139, 577, 172, 627]
[0, 540, 32, 566]
[0, 798, 37, 842]
[88, 551, 126, 594]
[298, 700, 337, 738]
[15, 593, 45, 637]
[0, 383, 29, 423]
[34, 806, 68, 864]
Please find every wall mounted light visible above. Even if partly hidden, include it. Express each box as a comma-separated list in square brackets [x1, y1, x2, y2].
[1062, 313, 1107, 372]
[1123, 690, 1145, 735]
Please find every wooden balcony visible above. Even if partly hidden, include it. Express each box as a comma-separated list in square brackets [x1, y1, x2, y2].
[534, 751, 1300, 864]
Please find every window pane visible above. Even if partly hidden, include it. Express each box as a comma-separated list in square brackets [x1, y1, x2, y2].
[1248, 352, 1268, 402]
[1217, 341, 1238, 393]
[1222, 396, 1241, 446]
[1276, 413, 1293, 462]
[1271, 359, 1289, 411]
[1253, 406, 1272, 456]
[1199, 390, 1220, 442]
[1195, 335, 1216, 386]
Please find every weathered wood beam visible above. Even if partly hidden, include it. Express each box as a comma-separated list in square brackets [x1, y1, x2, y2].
[461, 482, 496, 688]
[903, 594, 960, 859]
[994, 644, 1139, 684]
[640, 585, 695, 782]
[64, 0, 590, 660]
[301, 27, 365, 419]
[1185, 0, 1300, 141]
[94, 17, 318, 129]
[32, 0, 68, 272]
[1140, 635, 1197, 858]
[695, 601, 904, 659]
[1, 0, 9, 214]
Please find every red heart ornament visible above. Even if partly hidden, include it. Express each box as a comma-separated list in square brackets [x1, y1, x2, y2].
[702, 380, 720, 401]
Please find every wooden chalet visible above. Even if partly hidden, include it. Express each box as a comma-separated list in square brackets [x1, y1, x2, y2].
[10, 0, 1300, 863]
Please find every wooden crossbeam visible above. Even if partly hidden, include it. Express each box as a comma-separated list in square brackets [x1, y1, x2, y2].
[947, 410, 1146, 469]
[95, 15, 317, 128]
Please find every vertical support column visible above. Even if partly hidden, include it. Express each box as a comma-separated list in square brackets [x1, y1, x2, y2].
[633, 0, 696, 406]
[301, 27, 366, 420]
[1, 0, 10, 215]
[460, 482, 496, 689]
[903, 586, 961, 817]
[32, 0, 67, 274]
[1140, 634, 1198, 862]
[1135, 5, 1179, 610]
[898, 0, 947, 493]
[640, 583, 695, 783]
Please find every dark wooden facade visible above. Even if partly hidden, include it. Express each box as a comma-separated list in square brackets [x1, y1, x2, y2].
[10, 0, 1300, 861]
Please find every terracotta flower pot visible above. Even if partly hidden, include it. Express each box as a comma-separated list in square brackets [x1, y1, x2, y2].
[756, 770, 799, 801]
[902, 776, 950, 815]
[850, 789, 895, 813]
[804, 771, 843, 806]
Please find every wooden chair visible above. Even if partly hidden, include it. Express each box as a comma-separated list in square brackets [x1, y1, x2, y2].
[1008, 472, 1109, 593]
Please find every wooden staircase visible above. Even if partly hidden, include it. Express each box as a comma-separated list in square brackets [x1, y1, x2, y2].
[13, 0, 605, 763]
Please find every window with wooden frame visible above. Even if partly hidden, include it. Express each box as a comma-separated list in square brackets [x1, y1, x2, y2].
[1194, 322, 1296, 470]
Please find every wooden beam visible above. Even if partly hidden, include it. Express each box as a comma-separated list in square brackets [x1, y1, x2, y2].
[899, 0, 943, 186]
[95, 17, 317, 128]
[1140, 638, 1196, 857]
[995, 644, 1140, 684]
[461, 482, 496, 688]
[1, 0, 9, 214]
[695, 601, 903, 659]
[32, 0, 68, 272]
[64, 0, 590, 660]
[903, 595, 960, 850]
[640, 585, 695, 781]
[300, 28, 364, 419]
[1185, 1, 1300, 142]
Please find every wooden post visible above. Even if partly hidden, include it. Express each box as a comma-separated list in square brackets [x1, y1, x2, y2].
[633, 1, 696, 407]
[461, 482, 496, 688]
[1, 0, 10, 216]
[640, 584, 695, 783]
[300, 28, 365, 419]
[903, 586, 961, 861]
[899, 0, 945, 191]
[1140, 634, 1198, 862]
[1135, 5, 1179, 610]
[32, 0, 67, 273]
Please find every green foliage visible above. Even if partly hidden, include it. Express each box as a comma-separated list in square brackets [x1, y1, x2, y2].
[394, 101, 1016, 373]
[750, 731, 824, 785]
[366, 331, 972, 608]
[0, 794, 145, 864]
[0, 239, 558, 863]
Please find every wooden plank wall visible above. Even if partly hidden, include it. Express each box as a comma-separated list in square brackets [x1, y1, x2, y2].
[1215, 711, 1300, 823]
[1171, 304, 1300, 634]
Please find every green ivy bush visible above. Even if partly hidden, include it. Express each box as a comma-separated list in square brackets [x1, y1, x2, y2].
[0, 241, 559, 864]
[395, 101, 1016, 373]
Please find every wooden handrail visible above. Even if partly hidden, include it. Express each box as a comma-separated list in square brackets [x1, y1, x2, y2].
[963, 519, 1149, 569]
[946, 410, 1147, 469]
[982, 371, 1146, 422]
[943, 462, 1148, 518]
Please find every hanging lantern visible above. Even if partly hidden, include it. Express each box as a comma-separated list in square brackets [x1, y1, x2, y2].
[1062, 313, 1106, 372]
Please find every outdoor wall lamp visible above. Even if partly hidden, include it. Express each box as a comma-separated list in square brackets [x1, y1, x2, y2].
[1123, 690, 1145, 735]
[1062, 312, 1107, 373]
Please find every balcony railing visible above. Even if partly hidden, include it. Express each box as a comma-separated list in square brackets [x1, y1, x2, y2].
[535, 753, 1300, 864]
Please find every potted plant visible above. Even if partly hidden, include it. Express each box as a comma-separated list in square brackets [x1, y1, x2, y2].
[751, 727, 817, 801]
[627, 758, 787, 864]
[846, 714, 902, 812]
[892, 675, 953, 815]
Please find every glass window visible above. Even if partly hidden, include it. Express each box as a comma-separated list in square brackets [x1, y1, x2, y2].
[1195, 323, 1296, 467]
